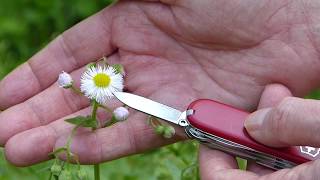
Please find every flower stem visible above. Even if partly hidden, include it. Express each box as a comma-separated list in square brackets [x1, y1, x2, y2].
[70, 86, 83, 95]
[48, 172, 52, 180]
[92, 101, 99, 129]
[99, 104, 112, 113]
[94, 164, 100, 180]
[66, 126, 79, 163]
[91, 101, 100, 180]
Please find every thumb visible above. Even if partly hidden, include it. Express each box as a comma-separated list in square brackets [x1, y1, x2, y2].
[245, 97, 320, 147]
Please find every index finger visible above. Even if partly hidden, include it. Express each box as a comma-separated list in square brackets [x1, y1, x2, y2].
[0, 6, 116, 110]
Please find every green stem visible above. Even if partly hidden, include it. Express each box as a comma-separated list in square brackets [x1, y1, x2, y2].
[53, 175, 59, 180]
[70, 86, 83, 95]
[101, 56, 109, 66]
[196, 163, 200, 180]
[92, 101, 99, 129]
[98, 104, 112, 113]
[94, 164, 100, 180]
[48, 172, 53, 180]
[103, 117, 116, 128]
[66, 126, 79, 164]
[91, 101, 100, 180]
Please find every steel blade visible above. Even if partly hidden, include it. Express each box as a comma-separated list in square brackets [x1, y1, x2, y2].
[113, 92, 182, 125]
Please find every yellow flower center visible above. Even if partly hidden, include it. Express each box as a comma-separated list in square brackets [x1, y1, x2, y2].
[93, 73, 111, 88]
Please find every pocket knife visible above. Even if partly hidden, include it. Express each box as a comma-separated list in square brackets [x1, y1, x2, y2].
[113, 92, 320, 170]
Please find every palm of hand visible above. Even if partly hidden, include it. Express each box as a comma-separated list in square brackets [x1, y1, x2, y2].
[115, 0, 319, 108]
[0, 0, 319, 178]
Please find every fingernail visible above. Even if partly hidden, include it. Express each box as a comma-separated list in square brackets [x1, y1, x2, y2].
[244, 108, 271, 133]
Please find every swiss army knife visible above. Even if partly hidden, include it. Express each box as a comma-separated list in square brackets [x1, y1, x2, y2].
[113, 92, 320, 170]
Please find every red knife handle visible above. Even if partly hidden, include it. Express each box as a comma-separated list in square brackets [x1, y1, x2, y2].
[187, 99, 320, 165]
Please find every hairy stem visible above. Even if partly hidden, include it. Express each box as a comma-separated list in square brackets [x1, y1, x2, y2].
[99, 104, 113, 113]
[103, 117, 116, 127]
[66, 126, 79, 164]
[70, 86, 83, 95]
[92, 101, 99, 129]
[94, 164, 100, 180]
[91, 101, 100, 180]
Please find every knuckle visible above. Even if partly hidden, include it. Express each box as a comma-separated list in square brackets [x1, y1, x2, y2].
[268, 97, 296, 141]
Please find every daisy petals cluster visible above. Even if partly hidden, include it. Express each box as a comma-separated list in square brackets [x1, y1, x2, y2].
[80, 65, 124, 104]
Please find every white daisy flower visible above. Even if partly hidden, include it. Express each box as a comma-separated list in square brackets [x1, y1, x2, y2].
[80, 65, 124, 104]
[113, 107, 129, 121]
[58, 71, 73, 88]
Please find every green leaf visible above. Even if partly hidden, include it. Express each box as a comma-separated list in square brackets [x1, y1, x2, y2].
[65, 116, 96, 128]
[50, 164, 62, 176]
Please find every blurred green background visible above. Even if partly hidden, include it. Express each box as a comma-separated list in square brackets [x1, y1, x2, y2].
[0, 0, 200, 179]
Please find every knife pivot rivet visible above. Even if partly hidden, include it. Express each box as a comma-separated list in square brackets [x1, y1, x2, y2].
[179, 120, 188, 127]
[177, 111, 190, 127]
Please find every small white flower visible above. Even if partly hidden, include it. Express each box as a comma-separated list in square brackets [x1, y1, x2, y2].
[80, 65, 124, 104]
[58, 71, 73, 88]
[113, 107, 129, 121]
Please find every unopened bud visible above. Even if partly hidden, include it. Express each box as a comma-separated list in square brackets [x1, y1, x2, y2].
[155, 125, 165, 135]
[58, 71, 73, 88]
[163, 126, 175, 139]
[113, 107, 129, 121]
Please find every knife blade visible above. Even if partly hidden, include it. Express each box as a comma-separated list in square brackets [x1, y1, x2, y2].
[113, 92, 184, 126]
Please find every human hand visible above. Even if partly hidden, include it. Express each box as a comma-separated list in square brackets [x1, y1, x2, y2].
[199, 86, 320, 180]
[1, 0, 320, 167]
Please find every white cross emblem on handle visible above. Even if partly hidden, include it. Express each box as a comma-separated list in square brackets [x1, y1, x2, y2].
[300, 146, 320, 157]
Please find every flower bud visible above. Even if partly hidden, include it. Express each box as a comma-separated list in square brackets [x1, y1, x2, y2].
[155, 125, 165, 135]
[163, 126, 175, 139]
[58, 71, 73, 88]
[113, 107, 129, 121]
[50, 164, 62, 176]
